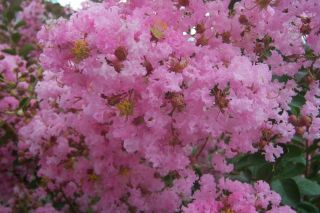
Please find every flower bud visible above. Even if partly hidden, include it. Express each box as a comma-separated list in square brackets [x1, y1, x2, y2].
[196, 34, 209, 46]
[114, 46, 128, 61]
[300, 24, 311, 35]
[178, 0, 189, 7]
[239, 15, 249, 25]
[299, 115, 312, 128]
[295, 126, 305, 135]
[288, 115, 298, 126]
[305, 74, 315, 85]
[195, 23, 206, 34]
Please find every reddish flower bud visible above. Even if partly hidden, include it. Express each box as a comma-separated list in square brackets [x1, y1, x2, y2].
[114, 46, 128, 61]
[295, 126, 305, 135]
[288, 115, 298, 126]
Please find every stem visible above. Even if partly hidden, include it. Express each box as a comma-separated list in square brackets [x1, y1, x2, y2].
[195, 136, 210, 160]
[305, 139, 310, 177]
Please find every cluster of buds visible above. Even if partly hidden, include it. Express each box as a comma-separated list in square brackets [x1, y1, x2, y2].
[105, 46, 128, 73]
[258, 128, 281, 150]
[289, 114, 312, 136]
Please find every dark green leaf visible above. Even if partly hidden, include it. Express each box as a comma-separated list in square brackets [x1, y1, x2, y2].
[2, 48, 16, 55]
[289, 95, 306, 114]
[3, 9, 16, 23]
[53, 201, 65, 210]
[295, 70, 308, 82]
[272, 74, 290, 83]
[297, 201, 319, 213]
[228, 170, 252, 182]
[281, 144, 306, 165]
[234, 153, 266, 170]
[305, 48, 316, 60]
[292, 135, 304, 144]
[293, 176, 320, 196]
[271, 178, 300, 208]
[11, 32, 21, 43]
[249, 163, 273, 181]
[273, 162, 305, 180]
[19, 98, 30, 111]
[20, 44, 34, 58]
[14, 20, 27, 29]
[85, 208, 95, 213]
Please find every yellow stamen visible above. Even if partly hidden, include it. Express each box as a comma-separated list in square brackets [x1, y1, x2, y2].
[88, 173, 100, 182]
[116, 99, 134, 116]
[221, 208, 235, 213]
[255, 0, 272, 9]
[119, 166, 130, 176]
[71, 39, 90, 62]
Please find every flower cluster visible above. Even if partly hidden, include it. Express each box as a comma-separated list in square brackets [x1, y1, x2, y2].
[0, 45, 43, 212]
[17, 0, 45, 45]
[0, 1, 65, 211]
[183, 175, 291, 213]
[16, 0, 320, 212]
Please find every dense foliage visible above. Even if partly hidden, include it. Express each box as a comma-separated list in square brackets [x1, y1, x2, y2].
[0, 0, 320, 212]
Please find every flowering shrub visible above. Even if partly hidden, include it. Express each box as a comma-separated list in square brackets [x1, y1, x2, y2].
[1, 0, 320, 212]
[0, 0, 67, 212]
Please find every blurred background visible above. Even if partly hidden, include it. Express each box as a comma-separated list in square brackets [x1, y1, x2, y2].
[50, 0, 85, 9]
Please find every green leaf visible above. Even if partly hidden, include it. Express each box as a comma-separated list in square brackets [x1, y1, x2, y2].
[289, 95, 306, 116]
[228, 171, 251, 182]
[272, 74, 290, 83]
[0, 122, 18, 145]
[271, 178, 300, 208]
[292, 135, 304, 143]
[305, 48, 316, 60]
[11, 32, 21, 43]
[0, 24, 8, 31]
[291, 95, 306, 108]
[20, 44, 34, 58]
[2, 48, 16, 55]
[234, 153, 266, 170]
[85, 208, 95, 213]
[3, 9, 16, 23]
[19, 98, 30, 111]
[270, 144, 305, 180]
[281, 144, 306, 165]
[273, 162, 305, 180]
[249, 163, 273, 181]
[297, 201, 319, 213]
[53, 201, 65, 210]
[293, 176, 320, 196]
[14, 20, 27, 29]
[295, 69, 308, 82]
